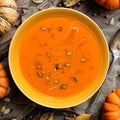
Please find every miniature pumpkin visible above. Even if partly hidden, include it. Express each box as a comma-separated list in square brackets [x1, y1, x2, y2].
[94, 0, 120, 10]
[102, 88, 120, 120]
[0, 0, 17, 35]
[0, 63, 9, 98]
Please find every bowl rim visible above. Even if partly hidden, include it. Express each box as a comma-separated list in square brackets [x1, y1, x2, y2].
[9, 7, 109, 108]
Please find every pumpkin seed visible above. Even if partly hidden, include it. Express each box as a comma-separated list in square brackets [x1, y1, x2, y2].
[72, 27, 79, 32]
[72, 77, 78, 83]
[32, 0, 44, 4]
[3, 97, 11, 103]
[46, 76, 50, 82]
[64, 63, 71, 67]
[46, 52, 52, 57]
[36, 64, 42, 69]
[80, 58, 86, 62]
[40, 26, 47, 31]
[60, 84, 67, 90]
[117, 42, 120, 50]
[54, 80, 59, 84]
[55, 64, 62, 70]
[3, 108, 11, 115]
[63, 0, 80, 7]
[37, 72, 44, 78]
[11, 118, 17, 120]
[66, 51, 72, 56]
[57, 26, 62, 31]
[110, 17, 114, 25]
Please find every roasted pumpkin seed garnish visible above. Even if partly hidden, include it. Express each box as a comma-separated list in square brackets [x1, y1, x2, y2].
[66, 51, 72, 56]
[60, 84, 67, 90]
[57, 26, 62, 31]
[64, 63, 71, 67]
[37, 72, 44, 78]
[72, 77, 78, 83]
[45, 76, 50, 82]
[54, 80, 59, 84]
[40, 26, 47, 31]
[36, 64, 42, 70]
[55, 64, 62, 70]
[80, 58, 86, 62]
[46, 52, 52, 57]
[72, 27, 79, 32]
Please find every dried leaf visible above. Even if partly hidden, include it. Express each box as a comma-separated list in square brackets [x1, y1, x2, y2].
[40, 112, 54, 120]
[33, 114, 40, 120]
[63, 0, 80, 7]
[40, 112, 50, 120]
[76, 114, 91, 120]
[48, 112, 54, 120]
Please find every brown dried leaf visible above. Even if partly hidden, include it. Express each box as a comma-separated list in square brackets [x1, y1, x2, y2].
[40, 112, 54, 120]
[40, 112, 50, 120]
[48, 112, 54, 120]
[63, 0, 80, 7]
[33, 114, 40, 120]
[76, 114, 91, 120]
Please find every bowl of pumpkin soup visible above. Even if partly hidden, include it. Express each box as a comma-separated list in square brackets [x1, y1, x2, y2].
[9, 8, 109, 108]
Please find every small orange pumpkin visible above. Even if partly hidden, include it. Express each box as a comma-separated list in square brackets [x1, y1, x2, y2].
[102, 88, 120, 120]
[94, 0, 120, 10]
[0, 63, 9, 98]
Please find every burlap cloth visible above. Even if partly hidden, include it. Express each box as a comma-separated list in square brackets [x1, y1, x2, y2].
[0, 0, 120, 120]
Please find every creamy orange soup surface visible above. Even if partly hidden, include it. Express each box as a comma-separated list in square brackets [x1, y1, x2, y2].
[19, 15, 101, 98]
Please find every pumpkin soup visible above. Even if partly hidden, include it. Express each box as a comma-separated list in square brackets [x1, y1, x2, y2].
[19, 15, 101, 98]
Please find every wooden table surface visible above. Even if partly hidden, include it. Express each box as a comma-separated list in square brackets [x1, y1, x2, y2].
[0, 0, 120, 120]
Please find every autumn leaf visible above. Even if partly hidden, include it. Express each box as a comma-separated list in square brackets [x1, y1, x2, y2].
[76, 114, 91, 120]
[48, 112, 54, 120]
[40, 112, 54, 120]
[63, 0, 80, 7]
[66, 114, 91, 120]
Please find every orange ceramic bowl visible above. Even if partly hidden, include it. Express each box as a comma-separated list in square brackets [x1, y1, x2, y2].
[9, 8, 109, 108]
